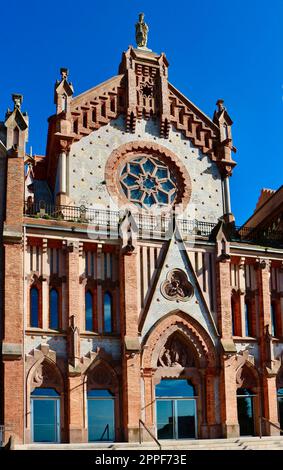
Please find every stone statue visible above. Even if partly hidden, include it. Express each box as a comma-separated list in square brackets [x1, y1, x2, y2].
[135, 13, 149, 48]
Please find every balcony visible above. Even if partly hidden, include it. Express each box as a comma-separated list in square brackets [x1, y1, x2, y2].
[24, 201, 283, 247]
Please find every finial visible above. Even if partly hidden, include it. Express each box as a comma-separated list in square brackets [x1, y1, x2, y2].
[216, 99, 225, 112]
[12, 93, 23, 110]
[135, 12, 149, 48]
[60, 67, 69, 80]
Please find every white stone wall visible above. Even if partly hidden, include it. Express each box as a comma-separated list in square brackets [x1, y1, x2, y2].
[25, 335, 67, 357]
[68, 117, 223, 222]
[141, 233, 219, 345]
[80, 337, 121, 360]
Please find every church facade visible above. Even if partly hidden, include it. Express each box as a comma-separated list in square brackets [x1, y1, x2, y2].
[0, 17, 283, 445]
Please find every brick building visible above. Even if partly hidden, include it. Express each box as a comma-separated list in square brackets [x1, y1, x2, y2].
[0, 16, 283, 446]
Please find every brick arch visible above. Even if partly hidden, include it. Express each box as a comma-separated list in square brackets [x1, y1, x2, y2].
[235, 361, 260, 393]
[105, 140, 192, 212]
[83, 357, 119, 395]
[142, 310, 217, 369]
[26, 350, 65, 441]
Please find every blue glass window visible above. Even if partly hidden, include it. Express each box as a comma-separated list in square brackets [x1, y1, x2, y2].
[104, 292, 113, 333]
[245, 302, 252, 337]
[30, 287, 39, 327]
[31, 388, 60, 443]
[120, 156, 178, 209]
[156, 379, 196, 398]
[85, 290, 93, 331]
[49, 288, 59, 330]
[87, 390, 115, 441]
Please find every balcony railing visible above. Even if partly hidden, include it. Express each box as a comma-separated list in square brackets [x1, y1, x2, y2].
[24, 201, 283, 247]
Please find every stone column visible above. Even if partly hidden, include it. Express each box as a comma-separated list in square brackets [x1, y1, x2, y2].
[220, 356, 239, 437]
[206, 368, 218, 438]
[120, 249, 141, 442]
[238, 258, 246, 337]
[41, 239, 49, 330]
[256, 259, 280, 435]
[66, 241, 84, 442]
[216, 256, 238, 437]
[142, 369, 155, 437]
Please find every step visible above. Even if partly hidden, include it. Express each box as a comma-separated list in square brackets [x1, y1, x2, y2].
[15, 436, 283, 451]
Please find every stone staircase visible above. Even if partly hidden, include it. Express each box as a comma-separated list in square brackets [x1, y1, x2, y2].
[15, 436, 283, 451]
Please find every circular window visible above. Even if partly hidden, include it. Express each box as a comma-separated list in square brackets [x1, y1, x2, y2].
[120, 155, 178, 209]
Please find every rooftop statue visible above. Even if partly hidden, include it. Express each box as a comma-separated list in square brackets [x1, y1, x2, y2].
[135, 13, 149, 48]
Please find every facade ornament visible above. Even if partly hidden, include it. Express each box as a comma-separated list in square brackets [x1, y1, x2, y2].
[12, 93, 23, 110]
[68, 314, 80, 372]
[161, 269, 194, 301]
[119, 209, 138, 254]
[158, 336, 195, 368]
[135, 13, 149, 48]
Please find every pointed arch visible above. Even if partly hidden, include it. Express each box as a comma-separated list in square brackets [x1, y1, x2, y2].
[142, 310, 217, 370]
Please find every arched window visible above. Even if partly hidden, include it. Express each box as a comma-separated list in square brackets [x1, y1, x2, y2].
[271, 302, 277, 337]
[49, 288, 59, 330]
[30, 287, 39, 327]
[85, 290, 94, 331]
[103, 292, 113, 333]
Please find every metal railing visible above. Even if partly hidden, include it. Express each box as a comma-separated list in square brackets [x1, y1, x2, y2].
[0, 425, 14, 448]
[259, 417, 283, 438]
[23, 201, 283, 246]
[99, 424, 110, 441]
[139, 419, 161, 450]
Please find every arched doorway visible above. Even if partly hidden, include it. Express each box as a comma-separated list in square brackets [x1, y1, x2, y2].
[27, 357, 64, 444]
[237, 388, 256, 436]
[236, 364, 259, 436]
[156, 379, 197, 440]
[87, 389, 115, 442]
[142, 312, 218, 440]
[85, 359, 119, 442]
[31, 388, 60, 443]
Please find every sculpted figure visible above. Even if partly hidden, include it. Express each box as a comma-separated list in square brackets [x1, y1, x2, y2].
[135, 13, 149, 48]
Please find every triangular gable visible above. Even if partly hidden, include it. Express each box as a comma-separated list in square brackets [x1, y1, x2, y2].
[139, 227, 219, 343]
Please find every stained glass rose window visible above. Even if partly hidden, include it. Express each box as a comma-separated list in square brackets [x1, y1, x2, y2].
[120, 156, 177, 209]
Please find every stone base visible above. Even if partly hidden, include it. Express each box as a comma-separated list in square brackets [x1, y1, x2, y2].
[69, 428, 84, 443]
[127, 426, 141, 443]
[263, 421, 281, 436]
[223, 423, 240, 438]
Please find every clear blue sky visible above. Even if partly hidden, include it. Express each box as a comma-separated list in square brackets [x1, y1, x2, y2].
[1, 0, 282, 224]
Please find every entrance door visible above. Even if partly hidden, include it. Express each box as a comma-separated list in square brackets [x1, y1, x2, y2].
[87, 389, 115, 441]
[31, 388, 60, 443]
[156, 379, 197, 440]
[237, 388, 255, 436]
[278, 388, 283, 434]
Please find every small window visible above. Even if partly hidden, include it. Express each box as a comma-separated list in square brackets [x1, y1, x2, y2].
[85, 290, 94, 331]
[49, 289, 59, 330]
[30, 287, 39, 327]
[103, 292, 113, 333]
[245, 301, 252, 337]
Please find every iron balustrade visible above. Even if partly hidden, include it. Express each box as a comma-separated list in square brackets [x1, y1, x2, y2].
[24, 201, 283, 246]
[139, 419, 161, 450]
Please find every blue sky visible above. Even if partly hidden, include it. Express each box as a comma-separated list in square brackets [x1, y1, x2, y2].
[1, 0, 282, 224]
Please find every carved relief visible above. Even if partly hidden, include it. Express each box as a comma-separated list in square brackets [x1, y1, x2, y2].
[161, 269, 194, 301]
[236, 364, 258, 390]
[158, 334, 195, 368]
[30, 360, 63, 394]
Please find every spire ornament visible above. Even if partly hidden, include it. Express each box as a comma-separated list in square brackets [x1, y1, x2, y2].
[135, 13, 149, 49]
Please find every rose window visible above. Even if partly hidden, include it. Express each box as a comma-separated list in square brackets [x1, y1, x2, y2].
[120, 156, 178, 209]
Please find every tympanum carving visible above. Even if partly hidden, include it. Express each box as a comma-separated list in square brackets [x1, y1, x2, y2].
[161, 269, 193, 301]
